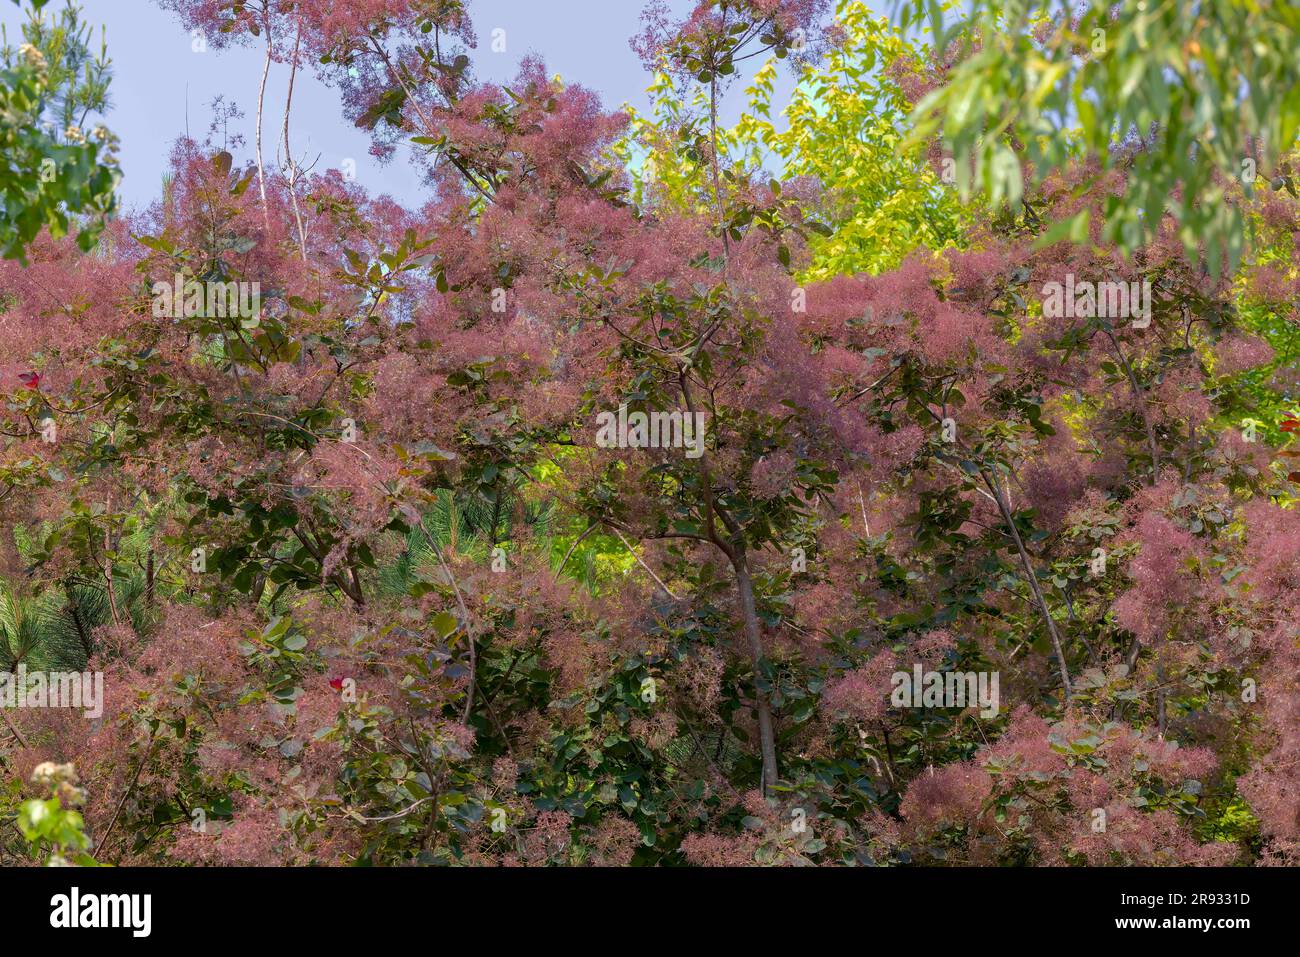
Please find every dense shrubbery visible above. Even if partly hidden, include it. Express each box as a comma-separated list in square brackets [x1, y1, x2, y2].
[0, 0, 1297, 866]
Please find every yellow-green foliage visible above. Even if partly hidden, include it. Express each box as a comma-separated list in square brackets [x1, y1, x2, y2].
[619, 1, 967, 279]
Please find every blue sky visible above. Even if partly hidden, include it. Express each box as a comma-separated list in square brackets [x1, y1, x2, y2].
[2, 0, 804, 211]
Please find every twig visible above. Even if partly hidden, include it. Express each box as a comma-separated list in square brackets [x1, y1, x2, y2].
[554, 521, 598, 581]
[94, 730, 159, 859]
[414, 516, 477, 723]
[609, 527, 679, 600]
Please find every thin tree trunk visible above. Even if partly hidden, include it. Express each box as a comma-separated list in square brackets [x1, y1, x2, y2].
[707, 77, 730, 265]
[611, 528, 678, 600]
[281, 18, 307, 259]
[103, 520, 122, 628]
[413, 517, 477, 725]
[291, 526, 364, 607]
[733, 548, 778, 793]
[347, 564, 365, 608]
[984, 468, 1073, 702]
[255, 14, 272, 229]
[1, 702, 28, 749]
[94, 730, 158, 860]
[678, 370, 775, 788]
[1102, 328, 1159, 484]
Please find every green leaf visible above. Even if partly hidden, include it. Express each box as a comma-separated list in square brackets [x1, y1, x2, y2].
[433, 611, 458, 638]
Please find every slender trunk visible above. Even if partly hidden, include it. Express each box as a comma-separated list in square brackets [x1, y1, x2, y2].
[413, 518, 477, 725]
[104, 566, 121, 626]
[1, 700, 28, 749]
[1062, 587, 1099, 664]
[292, 526, 364, 607]
[733, 548, 778, 793]
[281, 19, 307, 259]
[347, 564, 365, 608]
[255, 17, 272, 229]
[103, 521, 122, 628]
[1156, 662, 1168, 738]
[985, 468, 1073, 702]
[1102, 329, 1159, 484]
[878, 722, 898, 788]
[707, 77, 730, 264]
[611, 527, 679, 600]
[93, 731, 158, 860]
[679, 371, 773, 784]
[145, 549, 155, 608]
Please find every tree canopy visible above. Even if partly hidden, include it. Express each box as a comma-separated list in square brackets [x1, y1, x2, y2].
[0, 0, 1297, 868]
